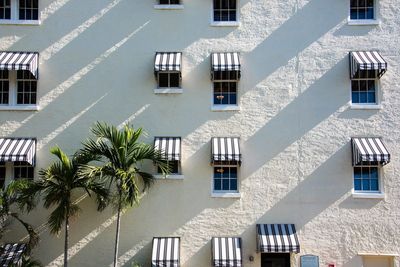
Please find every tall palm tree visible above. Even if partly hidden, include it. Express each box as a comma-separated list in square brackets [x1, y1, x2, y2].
[0, 179, 38, 252]
[25, 146, 109, 267]
[79, 122, 169, 267]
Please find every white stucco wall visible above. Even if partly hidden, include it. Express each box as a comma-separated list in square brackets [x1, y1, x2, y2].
[1, 0, 400, 266]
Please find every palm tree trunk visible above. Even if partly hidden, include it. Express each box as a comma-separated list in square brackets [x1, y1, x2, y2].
[64, 214, 69, 267]
[113, 188, 122, 267]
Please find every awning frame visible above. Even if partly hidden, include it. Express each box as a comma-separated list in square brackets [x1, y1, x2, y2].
[211, 137, 241, 166]
[154, 137, 181, 162]
[0, 138, 36, 166]
[351, 137, 390, 166]
[349, 51, 387, 79]
[154, 52, 182, 77]
[0, 51, 39, 79]
[212, 237, 243, 267]
[211, 52, 241, 81]
[256, 224, 300, 254]
[151, 237, 180, 267]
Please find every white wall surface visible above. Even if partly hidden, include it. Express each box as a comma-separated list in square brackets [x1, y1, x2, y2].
[1, 0, 400, 266]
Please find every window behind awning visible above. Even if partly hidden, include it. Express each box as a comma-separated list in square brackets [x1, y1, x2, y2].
[0, 52, 39, 79]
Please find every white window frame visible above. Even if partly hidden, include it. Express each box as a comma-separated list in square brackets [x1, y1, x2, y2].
[154, 0, 184, 10]
[13, 161, 34, 180]
[0, 70, 39, 111]
[154, 160, 184, 179]
[349, 77, 381, 110]
[154, 71, 183, 94]
[211, 71, 240, 111]
[211, 165, 240, 198]
[352, 165, 384, 199]
[0, 0, 40, 25]
[210, 0, 240, 27]
[348, 0, 379, 25]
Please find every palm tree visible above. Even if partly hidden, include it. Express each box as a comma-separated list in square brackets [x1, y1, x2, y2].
[79, 122, 169, 267]
[25, 146, 109, 267]
[0, 179, 38, 252]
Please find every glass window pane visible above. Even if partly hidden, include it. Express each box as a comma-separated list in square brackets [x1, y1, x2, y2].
[222, 179, 230, 190]
[350, 9, 358, 19]
[214, 179, 221, 190]
[359, 92, 367, 103]
[350, 0, 358, 7]
[230, 167, 237, 177]
[367, 92, 375, 103]
[358, 8, 366, 19]
[221, 11, 229, 21]
[362, 179, 370, 190]
[370, 179, 379, 191]
[214, 0, 221, 9]
[366, 7, 374, 19]
[158, 73, 169, 88]
[354, 167, 361, 179]
[230, 179, 237, 191]
[214, 11, 221, 21]
[229, 0, 236, 9]
[169, 73, 180, 87]
[352, 92, 359, 103]
[229, 93, 237, 105]
[354, 179, 362, 190]
[229, 11, 236, 21]
[370, 167, 378, 178]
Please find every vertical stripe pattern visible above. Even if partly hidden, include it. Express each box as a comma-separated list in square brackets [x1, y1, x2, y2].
[0, 51, 39, 79]
[211, 52, 240, 71]
[154, 137, 181, 161]
[211, 137, 241, 165]
[212, 237, 242, 267]
[151, 237, 180, 267]
[0, 138, 36, 166]
[352, 137, 390, 166]
[154, 52, 182, 72]
[0, 243, 27, 267]
[350, 51, 387, 79]
[256, 224, 300, 253]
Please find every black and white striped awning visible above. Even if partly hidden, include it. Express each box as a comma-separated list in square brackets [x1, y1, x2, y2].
[0, 52, 39, 79]
[211, 137, 241, 165]
[154, 137, 181, 161]
[0, 138, 36, 166]
[154, 52, 182, 73]
[352, 137, 390, 166]
[349, 51, 387, 79]
[256, 224, 300, 253]
[0, 243, 27, 267]
[211, 52, 240, 72]
[152, 237, 180, 267]
[212, 237, 242, 267]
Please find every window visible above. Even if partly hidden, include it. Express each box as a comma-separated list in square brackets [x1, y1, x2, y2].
[0, 70, 37, 107]
[14, 161, 34, 180]
[213, 71, 238, 105]
[350, 0, 374, 20]
[354, 165, 379, 192]
[213, 166, 238, 192]
[213, 0, 237, 22]
[157, 160, 179, 174]
[158, 72, 180, 88]
[0, 162, 5, 188]
[159, 0, 180, 4]
[351, 70, 377, 105]
[0, 0, 39, 22]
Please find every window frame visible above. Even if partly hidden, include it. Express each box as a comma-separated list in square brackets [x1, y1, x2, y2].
[154, 0, 184, 10]
[349, 69, 381, 109]
[0, 70, 39, 110]
[154, 71, 183, 94]
[211, 70, 240, 111]
[211, 165, 240, 197]
[210, 0, 239, 27]
[13, 161, 34, 180]
[352, 164, 384, 199]
[0, 0, 40, 25]
[348, 0, 379, 25]
[154, 160, 184, 180]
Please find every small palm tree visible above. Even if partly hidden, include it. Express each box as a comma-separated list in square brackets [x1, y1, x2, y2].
[25, 146, 109, 267]
[80, 122, 169, 267]
[0, 179, 38, 252]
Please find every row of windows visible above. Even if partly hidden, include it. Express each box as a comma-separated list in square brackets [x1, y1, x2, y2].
[0, 0, 377, 24]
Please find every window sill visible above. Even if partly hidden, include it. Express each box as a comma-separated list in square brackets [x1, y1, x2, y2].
[154, 4, 184, 10]
[154, 88, 183, 94]
[154, 174, 184, 180]
[352, 191, 384, 199]
[347, 19, 380, 26]
[0, 19, 41, 25]
[0, 105, 39, 111]
[210, 21, 240, 27]
[350, 104, 381, 110]
[211, 105, 240, 111]
[211, 192, 241, 198]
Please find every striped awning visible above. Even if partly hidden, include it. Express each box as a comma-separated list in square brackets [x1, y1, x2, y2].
[152, 237, 180, 267]
[256, 224, 300, 253]
[0, 243, 27, 267]
[352, 137, 390, 166]
[211, 52, 240, 72]
[0, 138, 36, 166]
[0, 52, 39, 79]
[154, 52, 182, 73]
[349, 51, 387, 79]
[211, 137, 241, 165]
[212, 237, 242, 267]
[154, 137, 181, 161]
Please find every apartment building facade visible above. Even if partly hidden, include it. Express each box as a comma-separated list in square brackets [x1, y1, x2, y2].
[0, 0, 399, 266]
